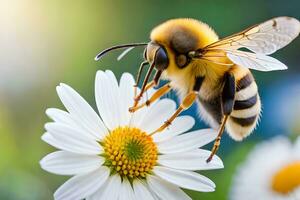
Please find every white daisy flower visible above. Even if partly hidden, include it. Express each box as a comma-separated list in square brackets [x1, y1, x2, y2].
[40, 70, 224, 200]
[230, 136, 300, 200]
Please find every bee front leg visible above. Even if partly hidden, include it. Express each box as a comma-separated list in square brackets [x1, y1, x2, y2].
[129, 82, 171, 113]
[134, 61, 149, 97]
[131, 70, 162, 110]
[207, 72, 235, 163]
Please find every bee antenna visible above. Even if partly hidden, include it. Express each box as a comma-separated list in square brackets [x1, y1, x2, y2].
[94, 43, 148, 61]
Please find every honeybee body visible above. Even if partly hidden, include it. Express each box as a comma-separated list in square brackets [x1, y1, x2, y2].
[96, 16, 299, 161]
[151, 19, 261, 140]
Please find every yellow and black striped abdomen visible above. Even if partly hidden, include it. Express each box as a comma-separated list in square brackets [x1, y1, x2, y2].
[226, 73, 261, 141]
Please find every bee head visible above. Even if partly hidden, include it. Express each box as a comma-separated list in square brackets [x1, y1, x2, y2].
[150, 18, 219, 70]
[144, 42, 169, 71]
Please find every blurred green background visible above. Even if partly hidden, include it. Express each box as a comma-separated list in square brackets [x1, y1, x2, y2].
[0, 0, 299, 199]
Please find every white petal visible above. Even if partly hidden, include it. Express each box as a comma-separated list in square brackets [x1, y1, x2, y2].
[152, 194, 160, 200]
[95, 70, 121, 130]
[128, 88, 156, 127]
[133, 180, 155, 200]
[119, 179, 135, 200]
[40, 151, 103, 175]
[158, 149, 223, 170]
[147, 175, 191, 200]
[128, 104, 148, 129]
[139, 99, 176, 133]
[42, 132, 59, 147]
[42, 132, 98, 155]
[106, 70, 122, 126]
[157, 129, 217, 154]
[45, 108, 89, 138]
[56, 83, 107, 139]
[294, 136, 300, 159]
[54, 167, 109, 200]
[153, 166, 215, 192]
[88, 175, 121, 200]
[119, 73, 135, 126]
[46, 108, 76, 126]
[153, 116, 195, 143]
[45, 123, 102, 155]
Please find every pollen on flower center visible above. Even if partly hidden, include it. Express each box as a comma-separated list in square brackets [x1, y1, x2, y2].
[271, 161, 300, 194]
[101, 126, 158, 179]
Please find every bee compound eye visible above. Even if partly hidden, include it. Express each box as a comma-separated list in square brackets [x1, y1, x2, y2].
[154, 47, 169, 70]
[176, 54, 188, 68]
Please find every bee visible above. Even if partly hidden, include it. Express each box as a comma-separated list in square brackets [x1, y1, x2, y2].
[95, 17, 300, 162]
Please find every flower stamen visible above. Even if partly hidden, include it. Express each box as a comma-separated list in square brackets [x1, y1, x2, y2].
[102, 127, 158, 179]
[271, 161, 300, 194]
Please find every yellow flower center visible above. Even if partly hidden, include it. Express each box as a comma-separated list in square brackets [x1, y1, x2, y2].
[102, 126, 158, 180]
[271, 161, 300, 194]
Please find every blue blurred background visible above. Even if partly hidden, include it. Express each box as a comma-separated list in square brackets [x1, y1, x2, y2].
[0, 0, 299, 199]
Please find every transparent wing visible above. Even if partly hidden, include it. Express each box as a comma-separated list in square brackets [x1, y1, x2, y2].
[226, 50, 287, 71]
[204, 17, 300, 55]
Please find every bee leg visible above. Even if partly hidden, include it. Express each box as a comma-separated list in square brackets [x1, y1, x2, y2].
[150, 91, 198, 135]
[129, 83, 171, 112]
[132, 70, 162, 108]
[134, 61, 149, 97]
[207, 73, 235, 163]
[149, 76, 204, 135]
[206, 115, 229, 162]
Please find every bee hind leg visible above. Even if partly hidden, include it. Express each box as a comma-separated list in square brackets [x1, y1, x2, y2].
[207, 72, 235, 163]
[206, 115, 229, 162]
